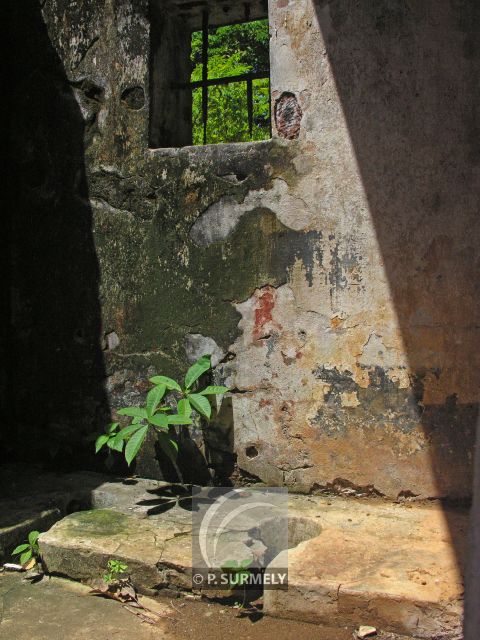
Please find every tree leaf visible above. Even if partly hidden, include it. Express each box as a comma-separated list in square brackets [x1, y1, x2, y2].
[20, 550, 33, 565]
[188, 393, 212, 419]
[149, 376, 182, 392]
[199, 386, 229, 395]
[117, 407, 147, 418]
[149, 413, 168, 429]
[185, 355, 211, 390]
[167, 414, 193, 425]
[146, 385, 166, 416]
[107, 437, 124, 452]
[95, 434, 110, 453]
[106, 422, 119, 434]
[28, 531, 40, 546]
[157, 431, 179, 462]
[111, 424, 144, 449]
[177, 398, 192, 418]
[125, 425, 148, 466]
[12, 544, 30, 555]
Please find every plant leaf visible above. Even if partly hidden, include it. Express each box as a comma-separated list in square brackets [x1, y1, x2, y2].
[117, 407, 147, 418]
[167, 414, 193, 425]
[20, 550, 33, 564]
[149, 413, 168, 429]
[107, 437, 124, 452]
[199, 386, 229, 395]
[157, 431, 179, 462]
[125, 425, 148, 466]
[149, 375, 182, 392]
[177, 398, 192, 418]
[146, 385, 166, 416]
[12, 543, 30, 555]
[188, 393, 212, 419]
[95, 434, 110, 453]
[185, 355, 211, 390]
[111, 424, 144, 449]
[28, 531, 40, 546]
[106, 422, 119, 434]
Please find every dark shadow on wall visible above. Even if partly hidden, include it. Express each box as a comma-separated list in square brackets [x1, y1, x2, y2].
[313, 0, 479, 567]
[5, 0, 110, 472]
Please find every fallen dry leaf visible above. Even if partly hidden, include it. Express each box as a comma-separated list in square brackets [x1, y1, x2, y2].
[89, 578, 172, 623]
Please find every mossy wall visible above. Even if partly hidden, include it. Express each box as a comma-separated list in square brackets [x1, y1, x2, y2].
[7, 0, 479, 498]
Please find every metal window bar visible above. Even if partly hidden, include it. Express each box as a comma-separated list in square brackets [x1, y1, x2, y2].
[174, 5, 270, 144]
[201, 9, 209, 144]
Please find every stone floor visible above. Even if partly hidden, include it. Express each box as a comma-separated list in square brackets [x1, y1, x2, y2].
[0, 572, 414, 640]
[0, 573, 171, 640]
[33, 475, 467, 639]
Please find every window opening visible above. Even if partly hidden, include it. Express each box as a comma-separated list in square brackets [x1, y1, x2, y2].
[188, 10, 271, 144]
[149, 1, 271, 148]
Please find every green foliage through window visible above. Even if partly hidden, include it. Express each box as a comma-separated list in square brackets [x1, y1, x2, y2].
[191, 19, 270, 145]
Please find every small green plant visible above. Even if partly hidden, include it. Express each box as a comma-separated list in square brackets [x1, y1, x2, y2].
[95, 355, 228, 478]
[12, 530, 40, 567]
[104, 559, 129, 584]
[222, 558, 253, 588]
[223, 558, 253, 611]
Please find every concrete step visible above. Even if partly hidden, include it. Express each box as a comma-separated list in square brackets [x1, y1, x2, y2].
[264, 497, 466, 639]
[0, 469, 112, 562]
[37, 478, 467, 639]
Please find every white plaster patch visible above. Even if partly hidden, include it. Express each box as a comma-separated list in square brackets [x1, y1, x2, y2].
[189, 178, 316, 246]
[185, 334, 225, 367]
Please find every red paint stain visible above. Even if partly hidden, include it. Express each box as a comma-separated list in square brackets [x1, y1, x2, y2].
[253, 287, 282, 340]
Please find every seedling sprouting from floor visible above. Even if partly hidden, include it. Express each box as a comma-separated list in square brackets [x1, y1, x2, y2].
[11, 530, 40, 569]
[95, 355, 228, 480]
[222, 558, 254, 611]
[104, 559, 129, 584]
[90, 558, 163, 620]
[222, 558, 253, 589]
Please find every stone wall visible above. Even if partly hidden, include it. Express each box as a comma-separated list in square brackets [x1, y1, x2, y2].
[9, 0, 479, 498]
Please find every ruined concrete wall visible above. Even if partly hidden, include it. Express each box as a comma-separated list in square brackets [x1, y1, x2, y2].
[12, 0, 479, 497]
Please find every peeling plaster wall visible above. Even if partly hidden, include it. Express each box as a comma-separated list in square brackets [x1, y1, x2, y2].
[12, 0, 479, 497]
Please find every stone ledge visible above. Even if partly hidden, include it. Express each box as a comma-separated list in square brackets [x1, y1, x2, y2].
[36, 479, 467, 639]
